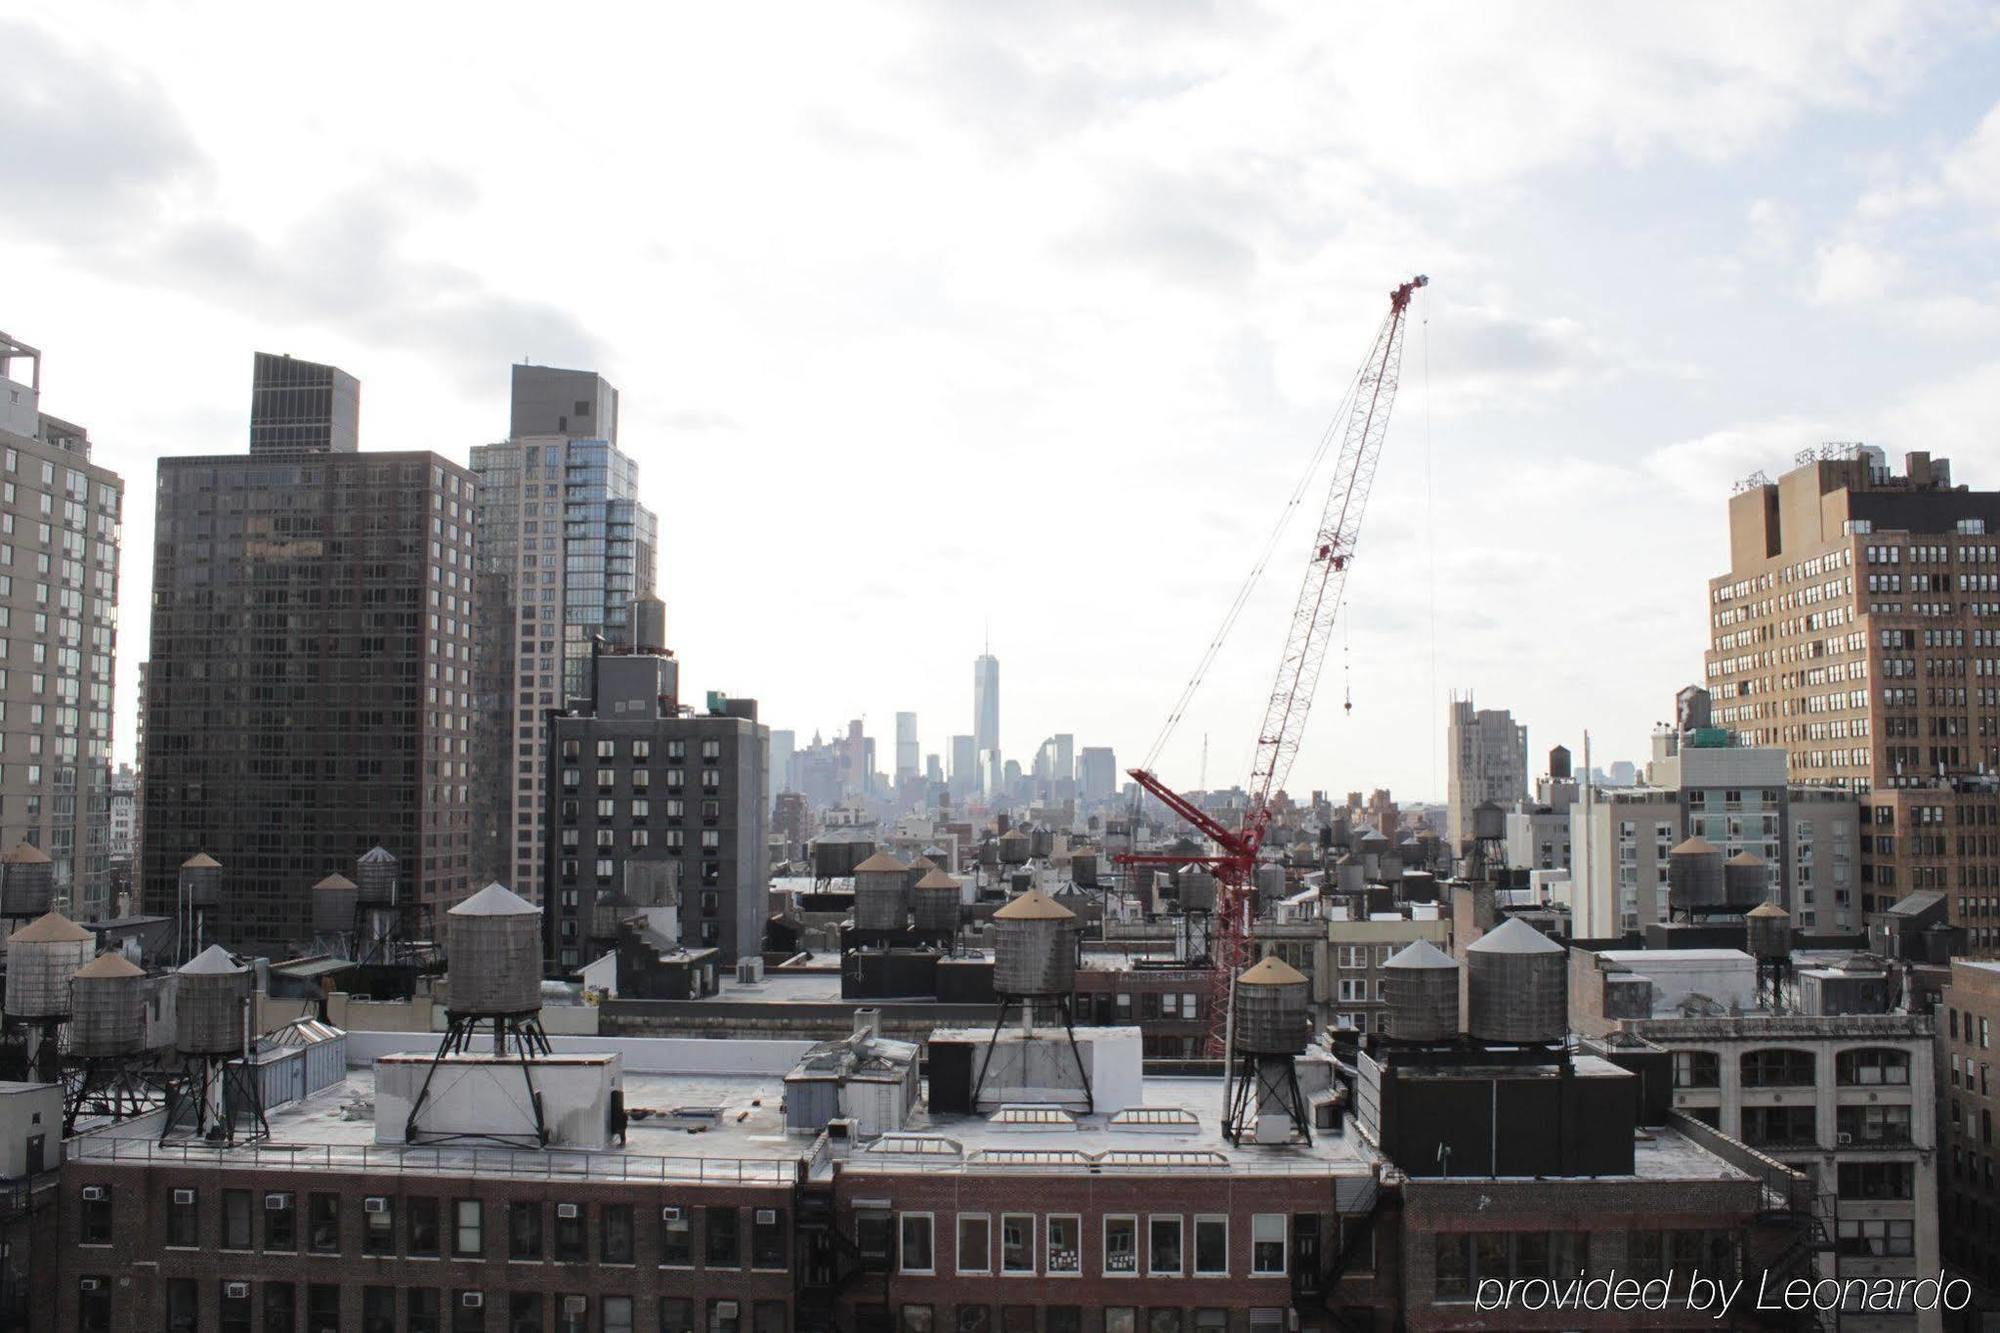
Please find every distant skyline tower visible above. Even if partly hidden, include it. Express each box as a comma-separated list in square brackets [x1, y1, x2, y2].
[973, 647, 1000, 758]
[895, 712, 919, 783]
[949, 735, 977, 798]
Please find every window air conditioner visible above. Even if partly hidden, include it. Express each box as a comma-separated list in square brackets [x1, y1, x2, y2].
[172, 1190, 195, 1206]
[81, 1186, 106, 1202]
[364, 1197, 388, 1214]
[265, 1194, 290, 1210]
[224, 1283, 249, 1301]
[563, 1297, 588, 1315]
[755, 1209, 777, 1226]
[662, 1206, 683, 1222]
[556, 1203, 579, 1219]
[79, 1279, 102, 1293]
[462, 1293, 484, 1309]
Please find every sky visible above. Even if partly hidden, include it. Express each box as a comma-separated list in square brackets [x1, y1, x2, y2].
[6, 1, 2000, 804]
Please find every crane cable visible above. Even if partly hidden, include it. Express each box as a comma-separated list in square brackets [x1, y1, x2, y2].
[1141, 343, 1372, 775]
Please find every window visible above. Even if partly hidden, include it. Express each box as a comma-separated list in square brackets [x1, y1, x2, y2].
[661, 1298, 695, 1333]
[751, 1206, 785, 1268]
[453, 1199, 483, 1257]
[604, 1296, 634, 1333]
[409, 1290, 441, 1333]
[1148, 1216, 1183, 1276]
[78, 1276, 111, 1333]
[1838, 1161, 1914, 1200]
[660, 1206, 692, 1266]
[1193, 1217, 1227, 1276]
[1740, 1105, 1817, 1148]
[1001, 1213, 1034, 1274]
[1105, 1215, 1138, 1275]
[219, 1281, 252, 1333]
[1046, 1214, 1080, 1274]
[221, 1190, 252, 1250]
[363, 1196, 395, 1256]
[900, 1213, 935, 1273]
[1438, 1232, 1593, 1298]
[1252, 1215, 1286, 1275]
[361, 1288, 393, 1333]
[264, 1280, 294, 1328]
[1837, 1218, 1914, 1257]
[1836, 1048, 1910, 1085]
[308, 1193, 341, 1253]
[1740, 1048, 1816, 1087]
[80, 1187, 112, 1245]
[510, 1292, 544, 1333]
[407, 1197, 439, 1257]
[452, 1294, 484, 1333]
[1626, 1231, 1732, 1283]
[555, 1203, 585, 1262]
[1672, 1051, 1719, 1088]
[166, 1278, 197, 1333]
[510, 1201, 543, 1260]
[166, 1188, 198, 1247]
[706, 1206, 740, 1267]
[307, 1286, 340, 1333]
[958, 1214, 991, 1273]
[603, 1204, 635, 1264]
[1837, 1103, 1912, 1145]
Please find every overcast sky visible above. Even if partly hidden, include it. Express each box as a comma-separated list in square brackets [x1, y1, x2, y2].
[7, 2, 2000, 803]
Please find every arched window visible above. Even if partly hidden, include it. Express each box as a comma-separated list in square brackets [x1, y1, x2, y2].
[1741, 1048, 1816, 1087]
[1836, 1048, 1910, 1086]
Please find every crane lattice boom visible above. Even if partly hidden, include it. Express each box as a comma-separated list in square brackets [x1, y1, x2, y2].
[1119, 274, 1426, 1055]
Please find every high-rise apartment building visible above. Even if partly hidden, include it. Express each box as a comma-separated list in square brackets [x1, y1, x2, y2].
[247, 351, 358, 455]
[143, 354, 474, 950]
[1704, 446, 2000, 940]
[471, 365, 658, 900]
[0, 332, 123, 920]
[1445, 696, 1526, 847]
[973, 650, 999, 756]
[894, 711, 918, 784]
[546, 641, 768, 967]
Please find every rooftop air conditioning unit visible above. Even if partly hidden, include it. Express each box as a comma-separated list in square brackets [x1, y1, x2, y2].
[557, 1203, 580, 1219]
[364, 1198, 388, 1214]
[81, 1186, 107, 1202]
[224, 1283, 249, 1301]
[462, 1293, 484, 1309]
[172, 1190, 195, 1206]
[736, 957, 765, 984]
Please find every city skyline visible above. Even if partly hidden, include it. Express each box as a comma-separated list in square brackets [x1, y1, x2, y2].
[9, 5, 2000, 805]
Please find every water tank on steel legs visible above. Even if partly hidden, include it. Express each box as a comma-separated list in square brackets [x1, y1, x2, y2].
[852, 852, 911, 931]
[905, 857, 936, 891]
[312, 874, 359, 934]
[1232, 956, 1310, 1055]
[911, 870, 962, 933]
[179, 852, 222, 909]
[1472, 801, 1506, 843]
[997, 829, 1030, 866]
[1723, 851, 1768, 910]
[1255, 864, 1288, 908]
[1382, 939, 1461, 1041]
[70, 952, 148, 1057]
[175, 944, 250, 1056]
[1666, 836, 1725, 913]
[4, 912, 92, 1020]
[991, 889, 1075, 996]
[1178, 868, 1217, 914]
[1745, 901, 1794, 961]
[0, 842, 53, 918]
[1071, 849, 1099, 888]
[1466, 917, 1566, 1044]
[354, 846, 399, 907]
[446, 883, 543, 1016]
[1029, 826, 1055, 860]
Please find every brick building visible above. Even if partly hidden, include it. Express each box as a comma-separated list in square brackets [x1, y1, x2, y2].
[1940, 958, 2000, 1305]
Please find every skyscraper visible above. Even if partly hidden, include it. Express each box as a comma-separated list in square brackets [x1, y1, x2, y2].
[973, 650, 999, 756]
[143, 353, 474, 949]
[1446, 695, 1528, 847]
[1705, 445, 2000, 934]
[768, 729, 796, 796]
[471, 365, 658, 900]
[0, 331, 124, 920]
[247, 351, 359, 455]
[895, 711, 919, 784]
[949, 734, 977, 798]
[1079, 746, 1118, 803]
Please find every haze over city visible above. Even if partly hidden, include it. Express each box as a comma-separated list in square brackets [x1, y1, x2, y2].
[8, 2, 2000, 799]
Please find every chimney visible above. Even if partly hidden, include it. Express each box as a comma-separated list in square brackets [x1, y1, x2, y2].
[853, 1007, 882, 1042]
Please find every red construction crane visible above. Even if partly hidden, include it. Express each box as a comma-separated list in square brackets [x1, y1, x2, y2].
[1118, 274, 1427, 1054]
